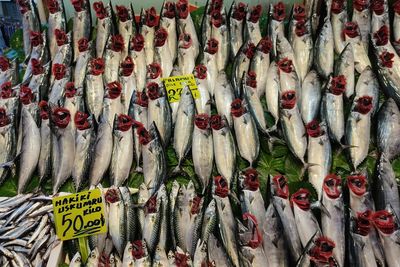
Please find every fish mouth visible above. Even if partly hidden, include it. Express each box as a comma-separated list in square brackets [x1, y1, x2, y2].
[145, 7, 158, 27]
[258, 37, 272, 54]
[52, 107, 71, 129]
[272, 2, 285, 22]
[355, 210, 372, 236]
[322, 174, 341, 199]
[373, 25, 389, 46]
[175, 251, 189, 266]
[0, 108, 10, 127]
[93, 1, 108, 19]
[176, 0, 189, 19]
[78, 38, 89, 53]
[231, 98, 245, 117]
[17, 0, 30, 14]
[243, 168, 259, 191]
[54, 29, 67, 47]
[163, 2, 175, 19]
[210, 10, 223, 28]
[117, 114, 133, 132]
[146, 82, 160, 100]
[214, 175, 229, 198]
[379, 51, 395, 68]
[194, 64, 207, 79]
[52, 63, 67, 80]
[310, 237, 335, 264]
[355, 96, 373, 114]
[249, 4, 262, 23]
[210, 114, 224, 130]
[244, 42, 256, 59]
[347, 174, 367, 196]
[19, 85, 33, 105]
[232, 2, 246, 21]
[293, 3, 306, 21]
[155, 28, 169, 47]
[331, 0, 345, 14]
[47, 0, 59, 14]
[105, 188, 119, 203]
[210, 0, 223, 12]
[0, 56, 9, 72]
[132, 240, 145, 259]
[0, 81, 12, 99]
[306, 120, 322, 138]
[206, 38, 219, 54]
[135, 91, 148, 107]
[29, 31, 43, 47]
[280, 90, 296, 110]
[371, 0, 384, 15]
[89, 58, 105, 76]
[121, 56, 134, 77]
[39, 100, 50, 120]
[116, 5, 129, 22]
[31, 58, 43, 75]
[179, 33, 193, 49]
[64, 82, 77, 98]
[343, 22, 360, 39]
[272, 175, 289, 199]
[246, 71, 257, 88]
[71, 0, 85, 12]
[145, 195, 157, 214]
[131, 34, 145, 52]
[243, 212, 263, 248]
[106, 81, 122, 99]
[194, 114, 210, 130]
[395, 0, 400, 15]
[290, 188, 311, 210]
[147, 63, 162, 79]
[330, 75, 347, 95]
[74, 111, 90, 130]
[137, 126, 151, 145]
[295, 20, 308, 37]
[110, 34, 124, 52]
[372, 210, 396, 235]
[353, 0, 369, 11]
[277, 58, 293, 73]
[190, 195, 202, 214]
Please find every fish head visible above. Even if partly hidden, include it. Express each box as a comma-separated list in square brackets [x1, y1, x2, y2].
[120, 56, 134, 77]
[309, 236, 336, 265]
[257, 37, 272, 54]
[213, 175, 229, 198]
[194, 64, 208, 80]
[343, 21, 360, 39]
[246, 71, 257, 88]
[395, 0, 400, 15]
[293, 3, 306, 21]
[277, 58, 293, 74]
[167, 250, 176, 264]
[379, 50, 395, 68]
[241, 168, 259, 191]
[210, 114, 225, 130]
[355, 210, 373, 236]
[54, 29, 68, 47]
[19, 85, 34, 105]
[194, 113, 210, 130]
[0, 56, 9, 72]
[131, 34, 145, 52]
[290, 188, 311, 210]
[74, 111, 91, 130]
[146, 82, 161, 100]
[323, 174, 342, 199]
[372, 210, 396, 235]
[135, 91, 149, 107]
[47, 0, 59, 13]
[347, 174, 367, 197]
[52, 63, 67, 80]
[146, 63, 162, 80]
[205, 38, 219, 54]
[116, 114, 133, 132]
[295, 20, 308, 37]
[0, 107, 11, 127]
[64, 82, 77, 99]
[29, 30, 43, 47]
[306, 119, 324, 138]
[144, 194, 158, 214]
[144, 7, 158, 27]
[353, 0, 369, 11]
[210, 9, 223, 28]
[355, 96, 373, 115]
[179, 33, 193, 49]
[0, 81, 13, 99]
[155, 27, 169, 48]
[93, 1, 108, 19]
[243, 42, 256, 59]
[272, 174, 289, 199]
[373, 25, 389, 46]
[89, 58, 105, 76]
[116, 5, 130, 22]
[174, 248, 190, 267]
[136, 125, 151, 145]
[176, 0, 189, 19]
[330, 75, 347, 95]
[162, 2, 175, 19]
[272, 2, 285, 21]
[242, 212, 263, 248]
[248, 4, 262, 23]
[331, 0, 346, 14]
[78, 37, 89, 53]
[105, 81, 122, 99]
[16, 0, 30, 14]
[89, 248, 99, 261]
[371, 0, 385, 15]
[231, 98, 245, 117]
[38, 100, 50, 120]
[280, 90, 296, 110]
[71, 0, 85, 12]
[109, 34, 124, 52]
[105, 187, 121, 204]
[231, 2, 247, 21]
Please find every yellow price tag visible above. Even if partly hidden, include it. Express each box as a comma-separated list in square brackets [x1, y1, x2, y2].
[52, 189, 107, 241]
[162, 74, 200, 103]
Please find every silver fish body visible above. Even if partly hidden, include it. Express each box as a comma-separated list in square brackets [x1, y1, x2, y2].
[228, 3, 244, 58]
[201, 199, 216, 244]
[107, 187, 126, 258]
[21, 1, 40, 56]
[211, 22, 229, 72]
[276, 32, 298, 76]
[160, 5, 177, 63]
[48, 4, 66, 59]
[22, 30, 48, 83]
[74, 41, 93, 90]
[371, 1, 389, 35]
[331, 2, 347, 54]
[300, 70, 321, 124]
[38, 115, 51, 183]
[48, 68, 71, 105]
[249, 39, 270, 97]
[355, 66, 379, 115]
[349, 228, 378, 267]
[232, 42, 253, 97]
[292, 200, 321, 247]
[72, 8, 91, 62]
[177, 13, 200, 59]
[352, 6, 370, 52]
[314, 18, 334, 79]
[244, 83, 267, 133]
[324, 90, 345, 144]
[104, 49, 121, 85]
[335, 44, 355, 98]
[214, 72, 235, 127]
[375, 223, 400, 267]
[95, 14, 112, 58]
[265, 62, 280, 128]
[129, 96, 148, 172]
[194, 76, 211, 115]
[28, 61, 51, 101]
[346, 35, 371, 74]
[85, 72, 104, 122]
[120, 70, 137, 115]
[268, 8, 284, 57]
[142, 25, 155, 64]
[192, 124, 213, 192]
[102, 95, 123, 129]
[0, 114, 15, 184]
[207, 233, 231, 266]
[292, 21, 313, 83]
[377, 98, 400, 160]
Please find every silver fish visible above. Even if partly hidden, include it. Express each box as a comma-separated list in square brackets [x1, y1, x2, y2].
[18, 107, 40, 194]
[153, 245, 169, 266]
[207, 233, 231, 266]
[335, 44, 355, 98]
[242, 73, 266, 134]
[371, 1, 389, 37]
[249, 37, 271, 98]
[18, 0, 40, 56]
[154, 27, 173, 78]
[200, 0, 212, 48]
[355, 66, 379, 115]
[48, 66, 71, 105]
[228, 1, 246, 58]
[160, 1, 177, 63]
[69, 252, 81, 267]
[232, 41, 254, 97]
[300, 70, 321, 124]
[22, 30, 48, 83]
[210, 8, 229, 72]
[122, 243, 134, 267]
[331, 0, 347, 54]
[63, 86, 84, 133]
[102, 81, 123, 127]
[120, 187, 136, 244]
[0, 111, 15, 185]
[37, 101, 51, 184]
[376, 98, 400, 160]
[72, 112, 95, 190]
[292, 20, 313, 83]
[214, 71, 235, 127]
[119, 57, 137, 115]
[314, 17, 334, 79]
[110, 114, 134, 187]
[201, 199, 217, 244]
[71, 0, 91, 63]
[47, 0, 66, 59]
[52, 31, 73, 74]
[0, 57, 18, 86]
[210, 115, 236, 186]
[306, 122, 332, 199]
[86, 248, 100, 267]
[352, 0, 370, 52]
[141, 7, 157, 63]
[192, 240, 208, 267]
[116, 5, 134, 60]
[276, 33, 298, 78]
[177, 33, 197, 75]
[193, 65, 211, 115]
[343, 22, 371, 74]
[176, 0, 200, 58]
[268, 3, 285, 57]
[89, 118, 113, 186]
[85, 58, 105, 122]
[28, 61, 51, 101]
[265, 62, 280, 129]
[104, 36, 122, 85]
[94, 2, 112, 58]
[324, 76, 345, 145]
[231, 98, 259, 167]
[73, 40, 93, 90]
[201, 40, 218, 97]
[192, 114, 214, 191]
[130, 34, 148, 93]
[169, 180, 180, 250]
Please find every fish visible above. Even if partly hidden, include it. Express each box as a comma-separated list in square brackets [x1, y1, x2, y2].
[71, 0, 91, 63]
[177, 32, 197, 75]
[141, 7, 157, 64]
[193, 65, 211, 115]
[231, 98, 259, 167]
[131, 240, 151, 266]
[270, 175, 302, 262]
[169, 180, 180, 251]
[228, 1, 246, 58]
[210, 8, 229, 72]
[0, 83, 19, 119]
[352, 0, 370, 52]
[265, 62, 280, 129]
[213, 176, 240, 266]
[288, 3, 307, 44]
[249, 37, 272, 98]
[87, 248, 100, 267]
[69, 252, 82, 267]
[314, 17, 334, 79]
[153, 245, 169, 266]
[51, 107, 75, 193]
[18, 107, 41, 194]
[300, 70, 321, 124]
[146, 82, 172, 146]
[192, 240, 208, 267]
[268, 3, 285, 57]
[47, 0, 66, 59]
[292, 20, 313, 83]
[22, 30, 48, 83]
[176, 0, 200, 58]
[105, 187, 126, 258]
[130, 34, 147, 92]
[139, 123, 167, 194]
[334, 43, 355, 99]
[201, 39, 219, 97]
[52, 30, 73, 76]
[306, 121, 332, 198]
[28, 60, 51, 101]
[72, 112, 95, 190]
[262, 204, 289, 267]
[110, 114, 134, 187]
[0, 57, 18, 86]
[48, 64, 71, 105]
[17, 0, 41, 56]
[346, 95, 373, 170]
[200, 199, 217, 245]
[122, 243, 134, 266]
[321, 174, 345, 267]
[324, 75, 346, 145]
[119, 56, 136, 115]
[174, 181, 203, 257]
[104, 35, 123, 85]
[0, 109, 15, 185]
[376, 98, 400, 160]
[154, 27, 173, 78]
[160, 1, 177, 63]
[62, 83, 83, 133]
[210, 115, 236, 186]
[85, 58, 105, 122]
[214, 71, 235, 127]
[355, 66, 379, 115]
[207, 233, 231, 266]
[73, 39, 92, 90]
[277, 57, 300, 99]
[200, 0, 212, 48]
[192, 114, 214, 191]
[331, 0, 348, 54]
[173, 86, 195, 173]
[371, 0, 389, 35]
[102, 81, 123, 127]
[116, 5, 134, 59]
[37, 101, 51, 184]
[89, 117, 113, 186]
[279, 90, 307, 164]
[232, 41, 255, 97]
[343, 21, 371, 74]
[374, 154, 400, 217]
